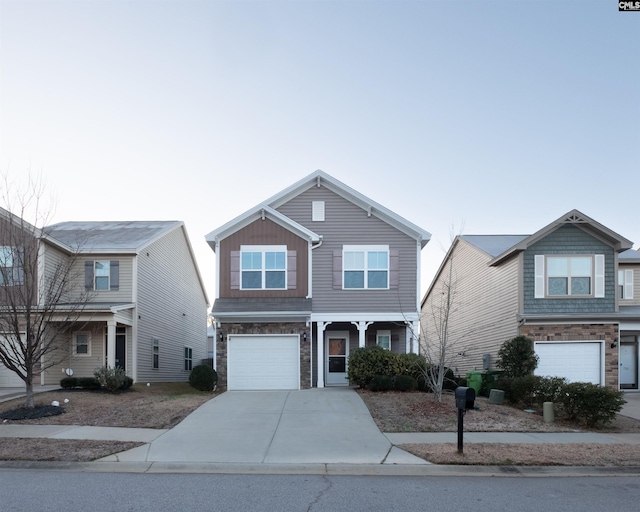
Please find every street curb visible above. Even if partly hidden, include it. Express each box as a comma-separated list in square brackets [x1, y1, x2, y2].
[1, 460, 640, 477]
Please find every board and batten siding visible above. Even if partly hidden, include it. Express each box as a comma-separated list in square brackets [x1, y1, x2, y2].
[135, 226, 208, 382]
[420, 239, 520, 377]
[277, 186, 419, 314]
[522, 225, 616, 314]
[218, 218, 309, 298]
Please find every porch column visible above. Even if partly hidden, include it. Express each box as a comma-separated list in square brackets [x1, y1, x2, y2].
[352, 321, 373, 348]
[407, 321, 419, 354]
[106, 320, 116, 368]
[316, 322, 327, 388]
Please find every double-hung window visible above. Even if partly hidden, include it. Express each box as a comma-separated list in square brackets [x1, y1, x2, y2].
[535, 254, 605, 298]
[343, 245, 389, 289]
[184, 347, 193, 371]
[377, 330, 391, 350]
[619, 269, 634, 300]
[547, 256, 592, 296]
[75, 332, 90, 356]
[152, 338, 160, 369]
[0, 246, 24, 286]
[240, 245, 286, 290]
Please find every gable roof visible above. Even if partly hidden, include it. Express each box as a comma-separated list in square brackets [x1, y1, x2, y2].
[460, 235, 529, 258]
[488, 209, 633, 266]
[45, 220, 183, 254]
[205, 170, 431, 248]
[619, 248, 640, 263]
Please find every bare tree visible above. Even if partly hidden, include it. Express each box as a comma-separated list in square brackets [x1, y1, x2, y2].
[0, 173, 90, 408]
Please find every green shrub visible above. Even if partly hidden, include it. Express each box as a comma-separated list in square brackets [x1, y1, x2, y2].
[369, 374, 394, 392]
[347, 346, 401, 388]
[189, 364, 218, 391]
[559, 382, 626, 428]
[506, 375, 538, 407]
[533, 376, 567, 407]
[60, 377, 78, 389]
[396, 353, 428, 378]
[496, 336, 539, 378]
[77, 377, 101, 390]
[394, 374, 418, 392]
[93, 366, 129, 392]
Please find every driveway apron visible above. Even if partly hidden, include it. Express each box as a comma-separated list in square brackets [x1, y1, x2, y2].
[145, 388, 392, 464]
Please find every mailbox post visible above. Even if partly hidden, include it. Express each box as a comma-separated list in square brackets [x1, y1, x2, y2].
[454, 386, 475, 454]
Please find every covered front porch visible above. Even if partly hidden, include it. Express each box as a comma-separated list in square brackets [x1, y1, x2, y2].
[310, 314, 419, 388]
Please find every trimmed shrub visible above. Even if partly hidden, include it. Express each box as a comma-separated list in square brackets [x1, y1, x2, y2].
[60, 377, 78, 389]
[347, 346, 401, 388]
[533, 376, 567, 407]
[506, 375, 538, 407]
[369, 374, 394, 392]
[77, 377, 101, 390]
[189, 364, 218, 391]
[496, 336, 539, 378]
[394, 374, 418, 392]
[559, 382, 626, 428]
[93, 366, 129, 392]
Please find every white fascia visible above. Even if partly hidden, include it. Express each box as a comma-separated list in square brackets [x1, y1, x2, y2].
[310, 312, 420, 323]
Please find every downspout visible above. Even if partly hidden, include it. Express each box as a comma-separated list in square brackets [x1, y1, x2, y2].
[306, 236, 323, 299]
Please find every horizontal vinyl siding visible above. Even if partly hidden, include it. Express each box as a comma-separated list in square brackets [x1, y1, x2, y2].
[218, 218, 309, 298]
[73, 255, 134, 303]
[277, 187, 418, 314]
[136, 226, 208, 382]
[420, 240, 520, 378]
[43, 325, 106, 384]
[620, 263, 640, 306]
[523, 225, 616, 314]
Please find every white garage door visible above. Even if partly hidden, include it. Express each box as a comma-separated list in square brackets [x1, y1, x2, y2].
[0, 364, 23, 387]
[227, 335, 300, 390]
[534, 341, 602, 385]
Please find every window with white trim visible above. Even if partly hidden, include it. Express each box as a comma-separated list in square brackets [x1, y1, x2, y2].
[0, 246, 24, 286]
[184, 346, 193, 371]
[74, 332, 90, 356]
[619, 269, 634, 300]
[152, 338, 159, 369]
[377, 330, 391, 350]
[240, 245, 286, 290]
[343, 245, 389, 289]
[94, 260, 110, 290]
[534, 254, 604, 298]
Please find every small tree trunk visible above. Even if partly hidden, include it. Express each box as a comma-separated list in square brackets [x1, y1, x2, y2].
[25, 378, 35, 409]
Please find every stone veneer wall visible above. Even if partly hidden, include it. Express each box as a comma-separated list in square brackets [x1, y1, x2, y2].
[216, 322, 311, 390]
[519, 323, 619, 388]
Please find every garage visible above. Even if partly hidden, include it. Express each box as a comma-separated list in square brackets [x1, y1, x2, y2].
[0, 364, 23, 387]
[534, 341, 603, 385]
[227, 335, 300, 390]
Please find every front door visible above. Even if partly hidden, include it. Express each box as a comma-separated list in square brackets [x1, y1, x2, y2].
[620, 341, 638, 389]
[325, 332, 349, 386]
[115, 327, 126, 371]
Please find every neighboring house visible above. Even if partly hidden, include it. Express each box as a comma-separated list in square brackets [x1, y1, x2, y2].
[420, 209, 638, 390]
[0, 213, 209, 387]
[206, 170, 430, 390]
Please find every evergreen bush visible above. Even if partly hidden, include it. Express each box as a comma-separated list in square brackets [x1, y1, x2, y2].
[346, 346, 401, 388]
[189, 364, 218, 391]
[496, 336, 539, 378]
[394, 374, 418, 392]
[369, 374, 394, 392]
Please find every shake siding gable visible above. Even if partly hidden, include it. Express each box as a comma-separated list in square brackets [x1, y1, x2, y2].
[135, 226, 208, 382]
[277, 186, 418, 314]
[421, 240, 520, 376]
[523, 225, 616, 314]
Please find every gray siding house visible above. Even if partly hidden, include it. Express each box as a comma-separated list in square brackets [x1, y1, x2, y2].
[0, 216, 209, 388]
[420, 210, 639, 390]
[206, 170, 430, 390]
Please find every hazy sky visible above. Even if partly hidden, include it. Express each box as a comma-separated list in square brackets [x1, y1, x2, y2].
[1, 0, 638, 307]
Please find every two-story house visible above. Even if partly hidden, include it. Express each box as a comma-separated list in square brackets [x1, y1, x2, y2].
[0, 210, 209, 388]
[206, 170, 431, 390]
[420, 210, 638, 390]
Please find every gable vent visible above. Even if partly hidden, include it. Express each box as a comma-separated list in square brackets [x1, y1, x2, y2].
[563, 213, 588, 223]
[312, 201, 325, 222]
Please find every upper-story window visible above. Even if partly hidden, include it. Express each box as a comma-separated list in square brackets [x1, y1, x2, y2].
[619, 269, 634, 300]
[0, 246, 24, 286]
[240, 245, 286, 290]
[547, 256, 592, 296]
[534, 254, 604, 298]
[343, 245, 389, 289]
[84, 260, 120, 292]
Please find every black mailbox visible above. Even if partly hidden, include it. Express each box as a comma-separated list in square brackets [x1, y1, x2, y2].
[455, 386, 475, 410]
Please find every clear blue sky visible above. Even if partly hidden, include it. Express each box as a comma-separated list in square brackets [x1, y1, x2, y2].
[1, 0, 638, 305]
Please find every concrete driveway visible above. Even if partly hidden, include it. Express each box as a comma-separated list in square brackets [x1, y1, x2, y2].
[122, 387, 424, 465]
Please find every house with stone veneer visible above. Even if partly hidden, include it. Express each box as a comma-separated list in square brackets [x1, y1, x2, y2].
[420, 210, 640, 390]
[206, 170, 430, 390]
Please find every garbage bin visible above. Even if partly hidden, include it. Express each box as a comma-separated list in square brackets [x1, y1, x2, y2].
[466, 371, 484, 395]
[484, 370, 504, 394]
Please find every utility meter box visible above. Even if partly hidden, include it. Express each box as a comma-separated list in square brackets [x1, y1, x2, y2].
[455, 386, 475, 410]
